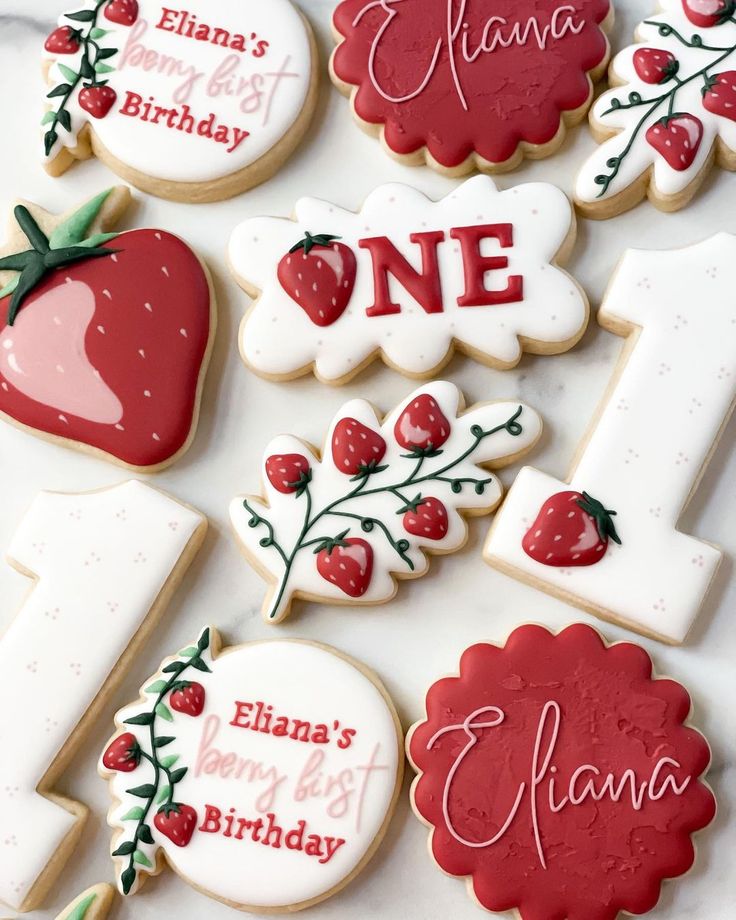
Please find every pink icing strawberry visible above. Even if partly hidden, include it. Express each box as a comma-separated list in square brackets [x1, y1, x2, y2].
[79, 85, 118, 119]
[44, 26, 81, 54]
[316, 537, 374, 597]
[104, 0, 140, 26]
[702, 71, 736, 121]
[681, 0, 735, 28]
[633, 48, 678, 84]
[645, 114, 703, 170]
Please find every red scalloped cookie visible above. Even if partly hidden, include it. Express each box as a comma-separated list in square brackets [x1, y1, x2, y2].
[407, 624, 716, 920]
[330, 0, 613, 173]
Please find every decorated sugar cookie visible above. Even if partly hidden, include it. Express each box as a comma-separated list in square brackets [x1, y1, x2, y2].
[230, 381, 542, 624]
[101, 627, 403, 911]
[577, 1, 736, 215]
[486, 233, 736, 644]
[408, 623, 716, 920]
[0, 481, 206, 912]
[330, 1, 613, 174]
[0, 187, 215, 470]
[230, 177, 588, 384]
[42, 0, 318, 202]
[55, 884, 115, 920]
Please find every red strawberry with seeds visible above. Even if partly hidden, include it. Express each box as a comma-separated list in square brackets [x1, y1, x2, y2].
[682, 0, 734, 28]
[170, 682, 206, 717]
[523, 490, 621, 567]
[104, 0, 140, 26]
[633, 48, 679, 84]
[402, 496, 449, 541]
[703, 70, 736, 121]
[154, 804, 198, 847]
[102, 732, 140, 773]
[79, 85, 118, 119]
[646, 114, 703, 171]
[277, 232, 357, 327]
[45, 26, 81, 54]
[266, 453, 311, 494]
[316, 537, 374, 597]
[395, 394, 451, 452]
[332, 417, 386, 475]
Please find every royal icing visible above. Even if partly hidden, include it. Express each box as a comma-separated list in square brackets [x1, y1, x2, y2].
[486, 234, 736, 644]
[102, 628, 402, 910]
[576, 0, 736, 211]
[0, 481, 206, 912]
[55, 884, 115, 920]
[331, 0, 612, 170]
[408, 623, 716, 920]
[230, 381, 542, 623]
[42, 0, 314, 192]
[230, 177, 588, 383]
[0, 189, 213, 470]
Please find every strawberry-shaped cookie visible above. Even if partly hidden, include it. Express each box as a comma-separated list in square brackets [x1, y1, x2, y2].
[0, 188, 214, 470]
[277, 233, 357, 327]
[523, 490, 621, 567]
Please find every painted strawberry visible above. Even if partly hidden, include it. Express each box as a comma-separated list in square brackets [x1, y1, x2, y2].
[154, 804, 198, 848]
[395, 394, 451, 453]
[79, 84, 118, 119]
[0, 190, 212, 469]
[703, 71, 736, 121]
[401, 496, 449, 540]
[102, 732, 141, 773]
[332, 417, 387, 475]
[277, 232, 357, 327]
[170, 682, 206, 717]
[104, 0, 140, 26]
[646, 114, 703, 170]
[316, 536, 374, 597]
[44, 26, 81, 54]
[682, 0, 735, 28]
[266, 453, 311, 495]
[633, 48, 679, 84]
[523, 490, 621, 567]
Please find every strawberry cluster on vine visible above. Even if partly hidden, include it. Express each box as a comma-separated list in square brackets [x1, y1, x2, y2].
[594, 0, 736, 196]
[102, 628, 211, 895]
[245, 398, 526, 619]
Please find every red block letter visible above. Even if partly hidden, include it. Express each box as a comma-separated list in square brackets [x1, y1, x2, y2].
[450, 224, 523, 307]
[359, 231, 445, 317]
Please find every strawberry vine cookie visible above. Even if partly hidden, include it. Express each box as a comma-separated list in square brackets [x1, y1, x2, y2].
[486, 233, 736, 644]
[0, 482, 206, 912]
[0, 187, 215, 470]
[42, 0, 318, 202]
[55, 885, 115, 920]
[230, 381, 542, 624]
[101, 627, 403, 911]
[576, 0, 736, 215]
[330, 1, 613, 174]
[230, 177, 589, 384]
[408, 623, 716, 920]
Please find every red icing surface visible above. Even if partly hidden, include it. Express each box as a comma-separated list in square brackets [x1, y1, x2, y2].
[332, 0, 611, 167]
[0, 229, 211, 468]
[408, 624, 716, 920]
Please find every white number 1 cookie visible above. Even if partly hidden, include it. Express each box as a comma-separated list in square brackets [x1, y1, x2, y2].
[41, 1, 318, 202]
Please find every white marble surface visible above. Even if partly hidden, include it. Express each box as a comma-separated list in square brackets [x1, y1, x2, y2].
[0, 1, 733, 918]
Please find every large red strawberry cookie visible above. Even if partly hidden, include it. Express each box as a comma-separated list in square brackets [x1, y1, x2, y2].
[330, 0, 613, 173]
[408, 624, 716, 920]
[0, 187, 214, 470]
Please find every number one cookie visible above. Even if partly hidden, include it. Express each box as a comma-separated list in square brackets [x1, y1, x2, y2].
[486, 234, 736, 644]
[0, 481, 206, 912]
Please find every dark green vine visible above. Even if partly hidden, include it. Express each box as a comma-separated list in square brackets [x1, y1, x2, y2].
[115, 629, 211, 895]
[245, 406, 525, 619]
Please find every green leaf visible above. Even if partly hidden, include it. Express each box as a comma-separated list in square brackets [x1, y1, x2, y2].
[95, 62, 115, 74]
[156, 784, 171, 804]
[98, 47, 118, 60]
[57, 63, 78, 83]
[179, 647, 198, 658]
[79, 57, 95, 80]
[160, 754, 180, 769]
[191, 658, 212, 673]
[169, 767, 188, 784]
[138, 824, 155, 845]
[65, 893, 97, 920]
[66, 9, 96, 21]
[41, 111, 56, 125]
[154, 736, 175, 748]
[121, 866, 136, 896]
[44, 129, 59, 157]
[163, 661, 185, 674]
[121, 806, 145, 822]
[124, 712, 154, 727]
[156, 703, 174, 723]
[112, 841, 136, 857]
[90, 27, 110, 39]
[145, 680, 169, 695]
[0, 276, 20, 301]
[198, 628, 211, 651]
[126, 783, 157, 799]
[47, 84, 71, 98]
[57, 108, 72, 132]
[133, 850, 153, 868]
[49, 188, 113, 250]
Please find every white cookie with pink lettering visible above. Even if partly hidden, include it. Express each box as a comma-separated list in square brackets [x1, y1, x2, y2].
[41, 0, 318, 202]
[101, 627, 403, 911]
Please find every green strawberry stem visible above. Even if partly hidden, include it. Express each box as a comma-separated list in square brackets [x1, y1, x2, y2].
[289, 231, 342, 255]
[44, 0, 118, 157]
[594, 23, 736, 197]
[116, 629, 212, 896]
[576, 492, 622, 545]
[245, 406, 525, 620]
